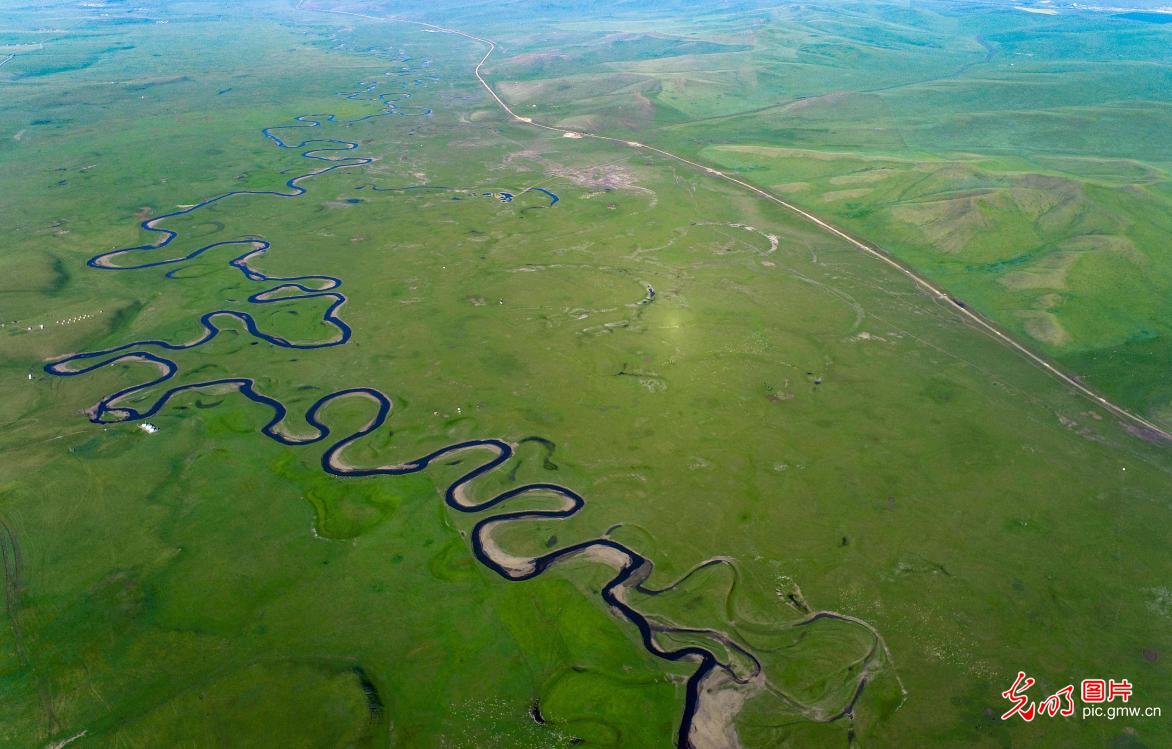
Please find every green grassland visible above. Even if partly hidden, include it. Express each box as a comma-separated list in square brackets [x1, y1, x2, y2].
[478, 0, 1172, 428]
[1, 2, 1170, 748]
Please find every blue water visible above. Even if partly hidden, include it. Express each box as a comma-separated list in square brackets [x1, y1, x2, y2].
[43, 62, 748, 748]
[526, 187, 559, 206]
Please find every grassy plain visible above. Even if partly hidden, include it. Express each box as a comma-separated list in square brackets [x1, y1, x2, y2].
[0, 2, 1169, 748]
[479, 0, 1172, 428]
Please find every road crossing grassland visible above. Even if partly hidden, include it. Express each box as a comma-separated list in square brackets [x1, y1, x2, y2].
[37, 37, 900, 749]
[308, 3, 1170, 443]
[5, 7, 1171, 749]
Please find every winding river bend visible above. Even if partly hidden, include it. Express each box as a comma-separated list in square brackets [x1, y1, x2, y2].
[45, 51, 887, 748]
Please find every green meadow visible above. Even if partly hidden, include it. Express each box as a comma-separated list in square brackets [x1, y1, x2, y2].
[480, 0, 1172, 429]
[0, 2, 1169, 748]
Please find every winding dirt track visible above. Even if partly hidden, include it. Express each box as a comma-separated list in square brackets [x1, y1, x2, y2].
[307, 2, 1170, 444]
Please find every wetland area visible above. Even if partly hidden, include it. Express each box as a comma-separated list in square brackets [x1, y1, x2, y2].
[1, 1, 1169, 747]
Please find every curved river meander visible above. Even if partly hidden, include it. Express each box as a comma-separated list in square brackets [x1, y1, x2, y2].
[44, 52, 881, 747]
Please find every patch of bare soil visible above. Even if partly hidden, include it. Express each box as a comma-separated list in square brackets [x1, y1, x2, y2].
[688, 667, 761, 749]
